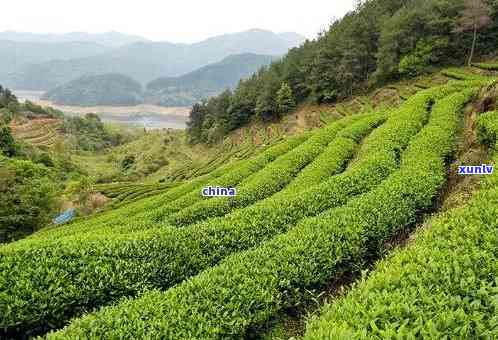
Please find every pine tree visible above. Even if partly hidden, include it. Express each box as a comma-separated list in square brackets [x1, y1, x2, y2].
[276, 82, 296, 115]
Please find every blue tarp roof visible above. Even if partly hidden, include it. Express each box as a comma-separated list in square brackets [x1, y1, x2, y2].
[53, 208, 76, 225]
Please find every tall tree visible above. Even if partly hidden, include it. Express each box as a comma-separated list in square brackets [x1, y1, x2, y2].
[276, 82, 296, 114]
[456, 0, 492, 66]
[186, 103, 206, 143]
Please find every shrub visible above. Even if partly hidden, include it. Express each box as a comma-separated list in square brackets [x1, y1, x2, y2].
[0, 109, 391, 336]
[45, 86, 477, 339]
[305, 110, 498, 340]
[33, 132, 311, 239]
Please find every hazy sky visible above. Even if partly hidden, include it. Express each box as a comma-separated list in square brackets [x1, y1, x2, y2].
[2, 0, 356, 43]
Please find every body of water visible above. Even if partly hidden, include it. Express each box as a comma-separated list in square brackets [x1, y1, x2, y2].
[12, 90, 190, 130]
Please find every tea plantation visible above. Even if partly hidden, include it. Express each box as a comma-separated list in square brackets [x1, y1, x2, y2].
[1, 67, 498, 339]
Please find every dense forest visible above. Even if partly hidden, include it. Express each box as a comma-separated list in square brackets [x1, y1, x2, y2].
[188, 0, 498, 143]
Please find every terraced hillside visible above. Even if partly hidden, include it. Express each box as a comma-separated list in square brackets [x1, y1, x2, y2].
[304, 109, 498, 339]
[88, 67, 468, 207]
[0, 65, 497, 339]
[9, 118, 62, 148]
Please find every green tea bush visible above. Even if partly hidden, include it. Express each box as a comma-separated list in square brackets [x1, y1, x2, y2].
[0, 107, 395, 336]
[305, 110, 498, 340]
[21, 84, 449, 338]
[167, 117, 365, 226]
[31, 132, 310, 240]
[477, 111, 498, 148]
[477, 110, 498, 189]
[472, 62, 498, 71]
[0, 83, 473, 337]
[142, 114, 366, 224]
[441, 68, 488, 81]
[46, 86, 477, 339]
[274, 113, 387, 195]
[88, 113, 389, 237]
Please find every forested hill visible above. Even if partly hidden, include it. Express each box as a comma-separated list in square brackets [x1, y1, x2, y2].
[42, 74, 144, 106]
[187, 0, 498, 143]
[145, 53, 277, 106]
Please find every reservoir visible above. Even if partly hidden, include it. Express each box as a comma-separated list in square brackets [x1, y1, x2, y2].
[12, 90, 191, 130]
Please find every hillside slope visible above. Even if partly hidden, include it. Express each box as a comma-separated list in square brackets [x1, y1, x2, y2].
[186, 0, 498, 143]
[0, 63, 497, 339]
[145, 53, 277, 106]
[42, 73, 144, 106]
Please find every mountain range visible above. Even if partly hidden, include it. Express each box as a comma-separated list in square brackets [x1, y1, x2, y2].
[0, 31, 147, 47]
[43, 53, 277, 107]
[145, 53, 277, 106]
[1, 29, 306, 91]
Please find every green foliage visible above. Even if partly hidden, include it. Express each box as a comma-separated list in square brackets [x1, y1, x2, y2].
[0, 125, 18, 157]
[171, 115, 364, 226]
[441, 67, 488, 81]
[187, 0, 498, 141]
[473, 62, 498, 71]
[40, 132, 311, 240]
[276, 82, 297, 114]
[61, 113, 122, 151]
[0, 112, 381, 337]
[34, 152, 54, 168]
[0, 86, 18, 109]
[398, 38, 448, 76]
[120, 154, 135, 171]
[305, 109, 498, 340]
[44, 83, 477, 339]
[477, 110, 498, 147]
[0, 82, 454, 337]
[22, 100, 63, 118]
[43, 73, 144, 106]
[0, 158, 59, 243]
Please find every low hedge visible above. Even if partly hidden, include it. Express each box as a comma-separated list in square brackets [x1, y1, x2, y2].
[47, 86, 478, 339]
[29, 131, 311, 241]
[144, 114, 369, 224]
[305, 109, 498, 340]
[441, 68, 488, 81]
[472, 62, 498, 71]
[28, 115, 359, 242]
[167, 116, 369, 226]
[0, 99, 417, 337]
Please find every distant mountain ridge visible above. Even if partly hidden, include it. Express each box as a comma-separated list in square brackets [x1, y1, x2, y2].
[40, 53, 278, 107]
[0, 31, 148, 47]
[2, 29, 306, 91]
[0, 40, 112, 79]
[145, 53, 277, 106]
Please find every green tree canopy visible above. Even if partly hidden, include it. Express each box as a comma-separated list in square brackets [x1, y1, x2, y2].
[0, 159, 60, 242]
